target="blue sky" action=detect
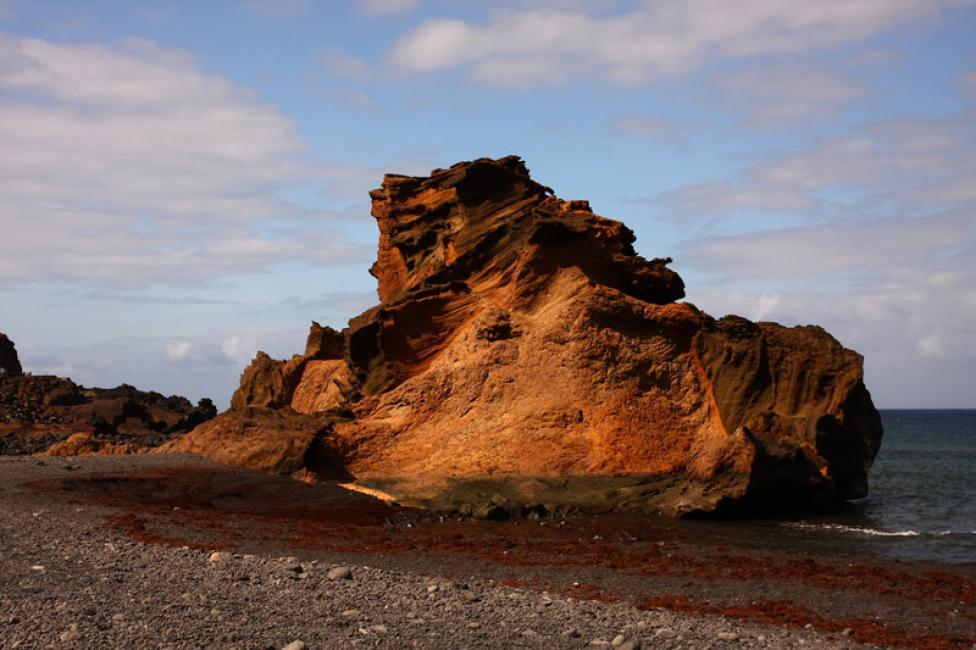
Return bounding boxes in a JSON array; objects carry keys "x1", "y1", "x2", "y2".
[{"x1": 1, "y1": 0, "x2": 974, "y2": 408}]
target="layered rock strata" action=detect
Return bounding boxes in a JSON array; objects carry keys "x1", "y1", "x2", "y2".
[{"x1": 170, "y1": 156, "x2": 883, "y2": 516}]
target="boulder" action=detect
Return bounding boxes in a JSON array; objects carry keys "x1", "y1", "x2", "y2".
[
  {"x1": 158, "y1": 407, "x2": 345, "y2": 479},
  {"x1": 42, "y1": 432, "x2": 143, "y2": 457},
  {"x1": 171, "y1": 156, "x2": 882, "y2": 516}
]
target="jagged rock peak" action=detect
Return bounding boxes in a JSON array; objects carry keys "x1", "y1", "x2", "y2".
[
  {"x1": 0, "y1": 332, "x2": 22, "y2": 377},
  {"x1": 305, "y1": 322, "x2": 344, "y2": 360},
  {"x1": 366, "y1": 155, "x2": 685, "y2": 306}
]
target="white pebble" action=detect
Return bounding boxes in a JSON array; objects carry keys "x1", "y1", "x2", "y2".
[{"x1": 327, "y1": 566, "x2": 352, "y2": 580}]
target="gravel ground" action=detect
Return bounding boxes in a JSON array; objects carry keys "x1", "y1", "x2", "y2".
[{"x1": 0, "y1": 455, "x2": 863, "y2": 649}]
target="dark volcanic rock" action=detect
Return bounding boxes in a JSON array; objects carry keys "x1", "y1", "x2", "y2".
[
  {"x1": 305, "y1": 321, "x2": 344, "y2": 360},
  {"x1": 171, "y1": 156, "x2": 882, "y2": 516},
  {"x1": 0, "y1": 332, "x2": 22, "y2": 377},
  {"x1": 0, "y1": 334, "x2": 217, "y2": 455}
]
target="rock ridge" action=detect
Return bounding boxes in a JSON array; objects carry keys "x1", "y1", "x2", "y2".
[{"x1": 0, "y1": 334, "x2": 217, "y2": 456}]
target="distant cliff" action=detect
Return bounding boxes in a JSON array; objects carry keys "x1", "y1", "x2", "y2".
[
  {"x1": 169, "y1": 156, "x2": 883, "y2": 517},
  {"x1": 0, "y1": 333, "x2": 216, "y2": 455}
]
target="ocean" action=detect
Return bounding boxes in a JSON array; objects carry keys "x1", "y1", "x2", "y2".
[{"x1": 702, "y1": 409, "x2": 976, "y2": 565}]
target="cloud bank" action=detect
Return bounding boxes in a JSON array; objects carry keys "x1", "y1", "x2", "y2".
[
  {"x1": 388, "y1": 1, "x2": 955, "y2": 86},
  {"x1": 0, "y1": 34, "x2": 367, "y2": 288}
]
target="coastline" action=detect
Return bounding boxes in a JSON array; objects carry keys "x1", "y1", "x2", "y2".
[{"x1": 2, "y1": 454, "x2": 974, "y2": 648}]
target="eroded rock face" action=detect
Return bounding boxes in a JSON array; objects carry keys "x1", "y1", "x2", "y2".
[
  {"x1": 172, "y1": 156, "x2": 882, "y2": 516},
  {"x1": 0, "y1": 336, "x2": 218, "y2": 455},
  {"x1": 229, "y1": 323, "x2": 349, "y2": 412}
]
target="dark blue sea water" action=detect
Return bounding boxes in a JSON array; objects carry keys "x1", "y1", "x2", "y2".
[
  {"x1": 683, "y1": 410, "x2": 976, "y2": 564},
  {"x1": 779, "y1": 409, "x2": 976, "y2": 564}
]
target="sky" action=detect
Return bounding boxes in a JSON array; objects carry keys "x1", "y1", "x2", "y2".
[{"x1": 0, "y1": 0, "x2": 974, "y2": 409}]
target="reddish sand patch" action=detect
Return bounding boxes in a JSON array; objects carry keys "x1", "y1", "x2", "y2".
[{"x1": 637, "y1": 595, "x2": 976, "y2": 650}]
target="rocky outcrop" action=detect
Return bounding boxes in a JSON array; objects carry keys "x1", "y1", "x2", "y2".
[
  {"x1": 0, "y1": 337, "x2": 218, "y2": 455},
  {"x1": 42, "y1": 432, "x2": 143, "y2": 457},
  {"x1": 170, "y1": 156, "x2": 882, "y2": 516},
  {"x1": 0, "y1": 332, "x2": 22, "y2": 377},
  {"x1": 158, "y1": 407, "x2": 346, "y2": 478},
  {"x1": 229, "y1": 323, "x2": 351, "y2": 413}
]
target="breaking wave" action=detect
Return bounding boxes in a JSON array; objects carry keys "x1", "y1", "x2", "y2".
[{"x1": 783, "y1": 522, "x2": 972, "y2": 538}]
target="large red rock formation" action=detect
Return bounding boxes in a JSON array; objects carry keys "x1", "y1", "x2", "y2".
[{"x1": 170, "y1": 156, "x2": 882, "y2": 516}]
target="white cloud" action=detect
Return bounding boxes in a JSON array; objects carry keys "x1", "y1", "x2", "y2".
[
  {"x1": 334, "y1": 90, "x2": 380, "y2": 111},
  {"x1": 221, "y1": 336, "x2": 251, "y2": 364},
  {"x1": 719, "y1": 66, "x2": 863, "y2": 125},
  {"x1": 388, "y1": 1, "x2": 949, "y2": 86},
  {"x1": 242, "y1": 0, "x2": 309, "y2": 19},
  {"x1": 321, "y1": 50, "x2": 373, "y2": 80},
  {"x1": 682, "y1": 210, "x2": 972, "y2": 280},
  {"x1": 0, "y1": 33, "x2": 370, "y2": 287},
  {"x1": 164, "y1": 340, "x2": 193, "y2": 362},
  {"x1": 656, "y1": 180, "x2": 814, "y2": 216},
  {"x1": 961, "y1": 70, "x2": 976, "y2": 93},
  {"x1": 608, "y1": 115, "x2": 686, "y2": 139},
  {"x1": 754, "y1": 293, "x2": 782, "y2": 321},
  {"x1": 917, "y1": 333, "x2": 943, "y2": 358},
  {"x1": 851, "y1": 49, "x2": 903, "y2": 66},
  {"x1": 358, "y1": 0, "x2": 421, "y2": 15},
  {"x1": 655, "y1": 111, "x2": 976, "y2": 217}
]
